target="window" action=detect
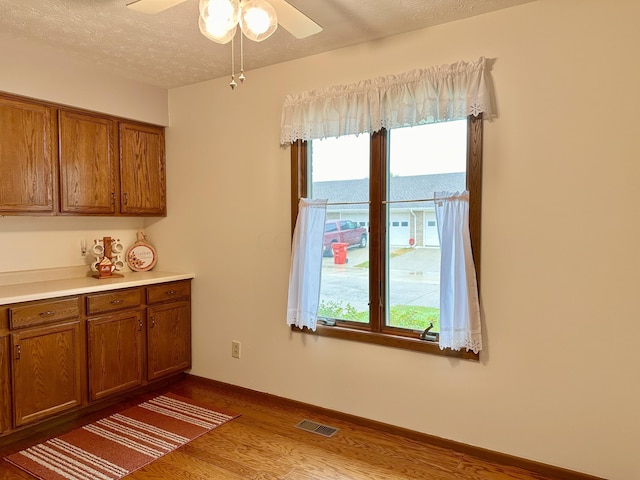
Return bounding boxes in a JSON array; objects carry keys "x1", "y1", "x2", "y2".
[
  {"x1": 291, "y1": 115, "x2": 483, "y2": 359},
  {"x1": 284, "y1": 58, "x2": 491, "y2": 355}
]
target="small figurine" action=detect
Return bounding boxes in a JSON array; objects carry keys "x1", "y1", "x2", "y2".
[
  {"x1": 92, "y1": 235, "x2": 125, "y2": 279},
  {"x1": 97, "y1": 256, "x2": 116, "y2": 277}
]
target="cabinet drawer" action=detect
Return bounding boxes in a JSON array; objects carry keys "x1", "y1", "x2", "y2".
[
  {"x1": 87, "y1": 288, "x2": 143, "y2": 315},
  {"x1": 147, "y1": 281, "x2": 191, "y2": 305},
  {"x1": 9, "y1": 297, "x2": 80, "y2": 330}
]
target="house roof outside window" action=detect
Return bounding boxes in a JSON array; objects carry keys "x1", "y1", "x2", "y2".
[{"x1": 311, "y1": 172, "x2": 466, "y2": 211}]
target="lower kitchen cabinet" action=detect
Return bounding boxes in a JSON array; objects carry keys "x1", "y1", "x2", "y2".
[
  {"x1": 11, "y1": 321, "x2": 82, "y2": 427},
  {"x1": 87, "y1": 310, "x2": 144, "y2": 401},
  {"x1": 0, "y1": 278, "x2": 191, "y2": 437},
  {"x1": 0, "y1": 334, "x2": 12, "y2": 434},
  {"x1": 147, "y1": 301, "x2": 191, "y2": 382}
]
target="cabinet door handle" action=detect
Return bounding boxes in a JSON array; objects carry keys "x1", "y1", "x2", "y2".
[
  {"x1": 39, "y1": 310, "x2": 56, "y2": 317},
  {"x1": 111, "y1": 192, "x2": 116, "y2": 204},
  {"x1": 150, "y1": 316, "x2": 155, "y2": 328},
  {"x1": 123, "y1": 192, "x2": 128, "y2": 205},
  {"x1": 110, "y1": 299, "x2": 124, "y2": 305},
  {"x1": 15, "y1": 345, "x2": 21, "y2": 360},
  {"x1": 138, "y1": 319, "x2": 143, "y2": 331}
]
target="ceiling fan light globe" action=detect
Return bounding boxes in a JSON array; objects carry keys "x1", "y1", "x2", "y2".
[
  {"x1": 199, "y1": 14, "x2": 237, "y2": 44},
  {"x1": 199, "y1": 0, "x2": 240, "y2": 23},
  {"x1": 240, "y1": 0, "x2": 277, "y2": 42},
  {"x1": 243, "y1": 8, "x2": 269, "y2": 34}
]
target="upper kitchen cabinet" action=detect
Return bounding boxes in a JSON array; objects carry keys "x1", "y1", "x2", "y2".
[
  {"x1": 0, "y1": 92, "x2": 167, "y2": 217},
  {"x1": 58, "y1": 110, "x2": 118, "y2": 215},
  {"x1": 0, "y1": 95, "x2": 55, "y2": 214},
  {"x1": 119, "y1": 122, "x2": 166, "y2": 216}
]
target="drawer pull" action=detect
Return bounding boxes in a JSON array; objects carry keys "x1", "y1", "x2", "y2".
[
  {"x1": 15, "y1": 345, "x2": 21, "y2": 360},
  {"x1": 39, "y1": 310, "x2": 56, "y2": 317},
  {"x1": 110, "y1": 299, "x2": 124, "y2": 305},
  {"x1": 166, "y1": 290, "x2": 176, "y2": 295}
]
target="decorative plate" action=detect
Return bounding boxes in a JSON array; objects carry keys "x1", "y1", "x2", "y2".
[{"x1": 126, "y1": 230, "x2": 157, "y2": 272}]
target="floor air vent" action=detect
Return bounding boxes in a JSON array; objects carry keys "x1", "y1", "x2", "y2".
[{"x1": 295, "y1": 419, "x2": 339, "y2": 437}]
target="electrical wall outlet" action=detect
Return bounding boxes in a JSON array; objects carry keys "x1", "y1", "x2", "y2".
[{"x1": 231, "y1": 340, "x2": 241, "y2": 359}]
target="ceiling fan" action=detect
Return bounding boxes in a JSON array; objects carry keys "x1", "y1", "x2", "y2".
[{"x1": 126, "y1": 0, "x2": 323, "y2": 39}]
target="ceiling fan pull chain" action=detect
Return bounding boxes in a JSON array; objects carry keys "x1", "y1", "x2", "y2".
[
  {"x1": 239, "y1": 32, "x2": 246, "y2": 84},
  {"x1": 229, "y1": 34, "x2": 237, "y2": 90}
]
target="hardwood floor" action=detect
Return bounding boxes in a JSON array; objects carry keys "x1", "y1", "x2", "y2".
[{"x1": 0, "y1": 376, "x2": 569, "y2": 479}]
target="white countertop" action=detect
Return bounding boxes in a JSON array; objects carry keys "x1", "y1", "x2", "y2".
[{"x1": 0, "y1": 269, "x2": 195, "y2": 305}]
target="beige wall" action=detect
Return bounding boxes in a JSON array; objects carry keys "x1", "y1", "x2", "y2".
[
  {"x1": 152, "y1": 1, "x2": 639, "y2": 479},
  {"x1": 0, "y1": 32, "x2": 168, "y2": 125},
  {"x1": 0, "y1": 216, "x2": 147, "y2": 273},
  {"x1": 1, "y1": 1, "x2": 638, "y2": 479},
  {"x1": 0, "y1": 31, "x2": 169, "y2": 273}
]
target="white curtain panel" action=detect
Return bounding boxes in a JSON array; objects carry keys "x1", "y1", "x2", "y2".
[
  {"x1": 434, "y1": 191, "x2": 482, "y2": 353},
  {"x1": 281, "y1": 57, "x2": 494, "y2": 144},
  {"x1": 287, "y1": 198, "x2": 328, "y2": 331}
]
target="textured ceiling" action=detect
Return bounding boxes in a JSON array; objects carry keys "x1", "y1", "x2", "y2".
[{"x1": 0, "y1": 0, "x2": 534, "y2": 89}]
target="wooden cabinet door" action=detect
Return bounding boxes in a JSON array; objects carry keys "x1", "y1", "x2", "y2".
[
  {"x1": 119, "y1": 122, "x2": 166, "y2": 216},
  {"x1": 58, "y1": 110, "x2": 117, "y2": 214},
  {"x1": 87, "y1": 311, "x2": 144, "y2": 401},
  {"x1": 0, "y1": 335, "x2": 12, "y2": 433},
  {"x1": 0, "y1": 95, "x2": 54, "y2": 214},
  {"x1": 147, "y1": 301, "x2": 191, "y2": 381},
  {"x1": 11, "y1": 321, "x2": 82, "y2": 427}
]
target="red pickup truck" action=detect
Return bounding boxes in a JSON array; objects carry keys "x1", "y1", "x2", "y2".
[{"x1": 323, "y1": 220, "x2": 368, "y2": 256}]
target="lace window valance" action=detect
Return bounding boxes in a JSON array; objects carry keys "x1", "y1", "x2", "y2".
[{"x1": 280, "y1": 57, "x2": 495, "y2": 145}]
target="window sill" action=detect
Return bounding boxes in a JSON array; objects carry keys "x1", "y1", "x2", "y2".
[{"x1": 291, "y1": 324, "x2": 479, "y2": 361}]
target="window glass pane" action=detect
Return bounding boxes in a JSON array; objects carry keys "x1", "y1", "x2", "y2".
[
  {"x1": 386, "y1": 120, "x2": 467, "y2": 333},
  {"x1": 309, "y1": 135, "x2": 370, "y2": 324}
]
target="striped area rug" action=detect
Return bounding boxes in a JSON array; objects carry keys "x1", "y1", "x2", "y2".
[{"x1": 4, "y1": 392, "x2": 238, "y2": 480}]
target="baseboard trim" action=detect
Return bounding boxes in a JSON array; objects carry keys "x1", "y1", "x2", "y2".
[{"x1": 186, "y1": 374, "x2": 606, "y2": 480}]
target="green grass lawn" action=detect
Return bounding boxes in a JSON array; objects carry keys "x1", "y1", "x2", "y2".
[{"x1": 318, "y1": 301, "x2": 440, "y2": 332}]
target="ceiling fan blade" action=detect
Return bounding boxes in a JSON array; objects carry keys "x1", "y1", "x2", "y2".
[
  {"x1": 269, "y1": 0, "x2": 323, "y2": 39},
  {"x1": 126, "y1": 0, "x2": 188, "y2": 14}
]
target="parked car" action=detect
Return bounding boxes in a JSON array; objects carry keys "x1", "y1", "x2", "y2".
[{"x1": 324, "y1": 220, "x2": 368, "y2": 256}]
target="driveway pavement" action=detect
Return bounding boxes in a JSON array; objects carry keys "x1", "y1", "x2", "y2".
[{"x1": 319, "y1": 246, "x2": 441, "y2": 311}]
